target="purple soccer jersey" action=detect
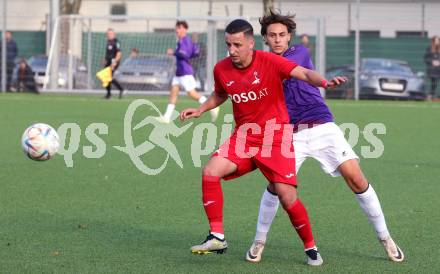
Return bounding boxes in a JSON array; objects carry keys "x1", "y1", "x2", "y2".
[
  {"x1": 282, "y1": 44, "x2": 334, "y2": 126},
  {"x1": 174, "y1": 35, "x2": 200, "y2": 76}
]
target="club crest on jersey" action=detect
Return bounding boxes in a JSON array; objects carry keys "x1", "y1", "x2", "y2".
[{"x1": 252, "y1": 71, "x2": 260, "y2": 85}]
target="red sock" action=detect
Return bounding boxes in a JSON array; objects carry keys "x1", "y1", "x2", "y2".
[
  {"x1": 286, "y1": 199, "x2": 316, "y2": 249},
  {"x1": 202, "y1": 175, "x2": 224, "y2": 234}
]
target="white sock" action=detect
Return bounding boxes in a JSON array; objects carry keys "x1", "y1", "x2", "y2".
[
  {"x1": 163, "y1": 103, "x2": 175, "y2": 120},
  {"x1": 355, "y1": 184, "x2": 390, "y2": 240},
  {"x1": 198, "y1": 96, "x2": 207, "y2": 104},
  {"x1": 211, "y1": 232, "x2": 224, "y2": 240},
  {"x1": 254, "y1": 189, "x2": 280, "y2": 243}
]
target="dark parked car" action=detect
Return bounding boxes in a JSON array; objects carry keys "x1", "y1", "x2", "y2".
[
  {"x1": 326, "y1": 58, "x2": 425, "y2": 100},
  {"x1": 325, "y1": 64, "x2": 355, "y2": 99},
  {"x1": 113, "y1": 54, "x2": 175, "y2": 91},
  {"x1": 28, "y1": 55, "x2": 89, "y2": 90}
]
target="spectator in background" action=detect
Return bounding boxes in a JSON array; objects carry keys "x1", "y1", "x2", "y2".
[
  {"x1": 0, "y1": 31, "x2": 18, "y2": 91},
  {"x1": 300, "y1": 34, "x2": 313, "y2": 57},
  {"x1": 10, "y1": 59, "x2": 37, "y2": 93},
  {"x1": 424, "y1": 36, "x2": 440, "y2": 100},
  {"x1": 130, "y1": 47, "x2": 139, "y2": 58},
  {"x1": 103, "y1": 28, "x2": 124, "y2": 99}
]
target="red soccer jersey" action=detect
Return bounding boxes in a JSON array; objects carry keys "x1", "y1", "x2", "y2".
[{"x1": 214, "y1": 50, "x2": 297, "y2": 128}]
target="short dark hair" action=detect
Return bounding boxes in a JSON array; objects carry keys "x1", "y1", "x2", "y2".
[
  {"x1": 176, "y1": 20, "x2": 188, "y2": 29},
  {"x1": 259, "y1": 9, "x2": 296, "y2": 37},
  {"x1": 225, "y1": 19, "x2": 254, "y2": 37}
]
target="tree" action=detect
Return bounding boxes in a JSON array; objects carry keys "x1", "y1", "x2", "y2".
[
  {"x1": 58, "y1": 0, "x2": 82, "y2": 54},
  {"x1": 60, "y1": 0, "x2": 82, "y2": 14},
  {"x1": 263, "y1": 0, "x2": 274, "y2": 15}
]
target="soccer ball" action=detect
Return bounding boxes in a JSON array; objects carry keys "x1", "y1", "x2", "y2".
[{"x1": 21, "y1": 123, "x2": 60, "y2": 161}]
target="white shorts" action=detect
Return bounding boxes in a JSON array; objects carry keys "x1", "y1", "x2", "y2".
[
  {"x1": 171, "y1": 75, "x2": 197, "y2": 92},
  {"x1": 294, "y1": 122, "x2": 358, "y2": 177}
]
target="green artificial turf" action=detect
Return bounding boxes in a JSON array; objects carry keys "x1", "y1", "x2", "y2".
[{"x1": 0, "y1": 93, "x2": 439, "y2": 273}]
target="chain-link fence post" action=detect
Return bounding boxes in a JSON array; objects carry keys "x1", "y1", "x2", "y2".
[
  {"x1": 206, "y1": 19, "x2": 217, "y2": 94},
  {"x1": 354, "y1": 0, "x2": 360, "y2": 101},
  {"x1": 1, "y1": 0, "x2": 7, "y2": 93},
  {"x1": 316, "y1": 17, "x2": 326, "y2": 97}
]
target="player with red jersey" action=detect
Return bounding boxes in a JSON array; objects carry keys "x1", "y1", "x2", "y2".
[{"x1": 180, "y1": 19, "x2": 346, "y2": 265}]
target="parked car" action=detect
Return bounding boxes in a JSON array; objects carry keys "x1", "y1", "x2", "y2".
[
  {"x1": 325, "y1": 58, "x2": 425, "y2": 100},
  {"x1": 28, "y1": 55, "x2": 89, "y2": 90},
  {"x1": 113, "y1": 54, "x2": 175, "y2": 91},
  {"x1": 325, "y1": 64, "x2": 355, "y2": 99}
]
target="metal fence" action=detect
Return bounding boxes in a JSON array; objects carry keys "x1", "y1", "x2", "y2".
[
  {"x1": 1, "y1": 1, "x2": 439, "y2": 99},
  {"x1": 42, "y1": 15, "x2": 323, "y2": 95}
]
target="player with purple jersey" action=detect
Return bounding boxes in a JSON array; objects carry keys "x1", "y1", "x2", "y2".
[
  {"x1": 245, "y1": 10, "x2": 404, "y2": 264},
  {"x1": 174, "y1": 29, "x2": 199, "y2": 77},
  {"x1": 159, "y1": 20, "x2": 219, "y2": 124},
  {"x1": 282, "y1": 44, "x2": 333, "y2": 127}
]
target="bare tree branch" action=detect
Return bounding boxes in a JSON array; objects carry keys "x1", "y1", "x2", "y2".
[
  {"x1": 263, "y1": 0, "x2": 274, "y2": 15},
  {"x1": 60, "y1": 0, "x2": 82, "y2": 15}
]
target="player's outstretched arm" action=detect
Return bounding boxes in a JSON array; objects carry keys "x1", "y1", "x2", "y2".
[
  {"x1": 290, "y1": 66, "x2": 347, "y2": 89},
  {"x1": 180, "y1": 92, "x2": 227, "y2": 121}
]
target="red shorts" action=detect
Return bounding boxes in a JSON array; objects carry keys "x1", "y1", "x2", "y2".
[{"x1": 212, "y1": 129, "x2": 296, "y2": 186}]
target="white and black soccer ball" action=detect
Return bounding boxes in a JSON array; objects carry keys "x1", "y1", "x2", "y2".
[{"x1": 21, "y1": 123, "x2": 60, "y2": 161}]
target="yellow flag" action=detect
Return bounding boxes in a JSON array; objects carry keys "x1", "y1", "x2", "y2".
[{"x1": 96, "y1": 66, "x2": 112, "y2": 87}]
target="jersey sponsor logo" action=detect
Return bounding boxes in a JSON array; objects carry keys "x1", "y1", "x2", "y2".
[
  {"x1": 252, "y1": 71, "x2": 261, "y2": 85},
  {"x1": 228, "y1": 88, "x2": 269, "y2": 104}
]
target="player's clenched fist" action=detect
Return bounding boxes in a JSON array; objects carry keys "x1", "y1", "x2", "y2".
[{"x1": 180, "y1": 108, "x2": 202, "y2": 121}]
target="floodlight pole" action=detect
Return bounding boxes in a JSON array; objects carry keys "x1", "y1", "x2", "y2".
[
  {"x1": 354, "y1": 0, "x2": 360, "y2": 100},
  {"x1": 1, "y1": 0, "x2": 7, "y2": 93}
]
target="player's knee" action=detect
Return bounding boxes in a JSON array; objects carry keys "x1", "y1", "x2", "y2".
[
  {"x1": 342, "y1": 167, "x2": 368, "y2": 192},
  {"x1": 275, "y1": 186, "x2": 297, "y2": 209},
  {"x1": 186, "y1": 90, "x2": 199, "y2": 100},
  {"x1": 202, "y1": 166, "x2": 216, "y2": 177},
  {"x1": 347, "y1": 175, "x2": 368, "y2": 193},
  {"x1": 202, "y1": 164, "x2": 225, "y2": 177},
  {"x1": 279, "y1": 196, "x2": 297, "y2": 210}
]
